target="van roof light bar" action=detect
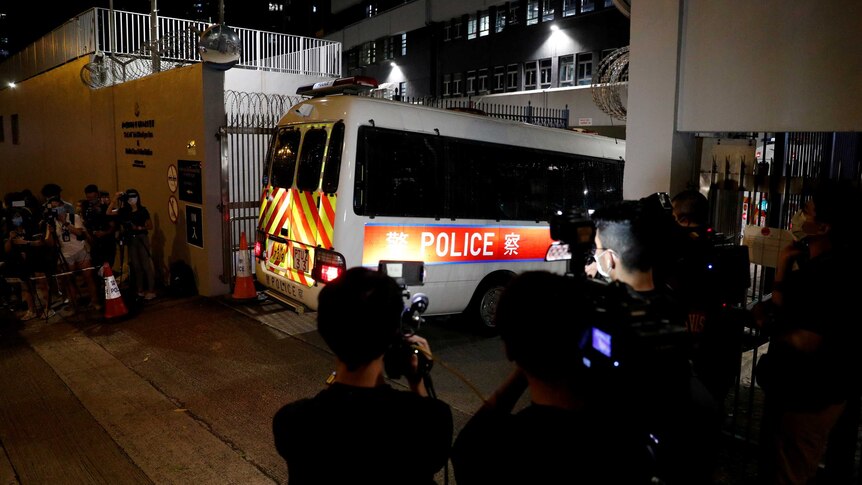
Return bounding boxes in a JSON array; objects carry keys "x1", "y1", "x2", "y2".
[{"x1": 296, "y1": 76, "x2": 379, "y2": 97}]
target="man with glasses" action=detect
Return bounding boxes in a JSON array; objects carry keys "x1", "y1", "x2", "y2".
[{"x1": 590, "y1": 199, "x2": 722, "y2": 485}]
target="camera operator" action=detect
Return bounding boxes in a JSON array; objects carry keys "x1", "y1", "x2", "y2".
[
  {"x1": 3, "y1": 205, "x2": 52, "y2": 320},
  {"x1": 109, "y1": 189, "x2": 156, "y2": 300},
  {"x1": 591, "y1": 199, "x2": 722, "y2": 485},
  {"x1": 44, "y1": 195, "x2": 99, "y2": 311},
  {"x1": 452, "y1": 271, "x2": 657, "y2": 485},
  {"x1": 83, "y1": 185, "x2": 117, "y2": 272},
  {"x1": 272, "y1": 267, "x2": 452, "y2": 485}
]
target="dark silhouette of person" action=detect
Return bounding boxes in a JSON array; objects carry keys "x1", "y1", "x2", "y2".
[{"x1": 272, "y1": 267, "x2": 452, "y2": 485}]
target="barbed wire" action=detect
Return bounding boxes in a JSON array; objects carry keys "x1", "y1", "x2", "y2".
[
  {"x1": 80, "y1": 28, "x2": 199, "y2": 89},
  {"x1": 591, "y1": 46, "x2": 629, "y2": 121}
]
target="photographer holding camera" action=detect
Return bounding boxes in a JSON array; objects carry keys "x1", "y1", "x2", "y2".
[
  {"x1": 272, "y1": 267, "x2": 452, "y2": 485},
  {"x1": 44, "y1": 194, "x2": 99, "y2": 312},
  {"x1": 2, "y1": 205, "x2": 52, "y2": 320},
  {"x1": 109, "y1": 188, "x2": 156, "y2": 300},
  {"x1": 83, "y1": 185, "x2": 117, "y2": 272},
  {"x1": 452, "y1": 271, "x2": 657, "y2": 485}
]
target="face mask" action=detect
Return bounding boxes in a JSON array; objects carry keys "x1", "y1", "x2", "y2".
[
  {"x1": 12, "y1": 216, "x2": 23, "y2": 226},
  {"x1": 790, "y1": 210, "x2": 807, "y2": 241},
  {"x1": 128, "y1": 197, "x2": 139, "y2": 204},
  {"x1": 595, "y1": 250, "x2": 612, "y2": 279}
]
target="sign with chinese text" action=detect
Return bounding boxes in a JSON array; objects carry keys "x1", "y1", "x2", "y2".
[{"x1": 362, "y1": 224, "x2": 553, "y2": 266}]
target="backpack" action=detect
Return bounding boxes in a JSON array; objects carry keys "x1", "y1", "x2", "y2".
[{"x1": 168, "y1": 260, "x2": 197, "y2": 297}]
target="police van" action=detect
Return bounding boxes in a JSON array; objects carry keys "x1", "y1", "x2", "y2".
[{"x1": 255, "y1": 77, "x2": 625, "y2": 328}]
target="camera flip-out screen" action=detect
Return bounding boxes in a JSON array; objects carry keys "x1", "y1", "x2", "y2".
[{"x1": 378, "y1": 260, "x2": 425, "y2": 286}]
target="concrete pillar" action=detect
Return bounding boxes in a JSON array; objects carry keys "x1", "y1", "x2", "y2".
[{"x1": 624, "y1": 0, "x2": 696, "y2": 200}]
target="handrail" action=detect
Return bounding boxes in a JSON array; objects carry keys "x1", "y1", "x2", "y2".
[{"x1": 0, "y1": 7, "x2": 341, "y2": 87}]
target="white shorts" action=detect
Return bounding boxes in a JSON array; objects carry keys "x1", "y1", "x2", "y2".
[{"x1": 62, "y1": 247, "x2": 91, "y2": 267}]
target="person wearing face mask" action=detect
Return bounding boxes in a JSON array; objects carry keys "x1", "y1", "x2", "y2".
[
  {"x1": 753, "y1": 180, "x2": 862, "y2": 485},
  {"x1": 44, "y1": 195, "x2": 100, "y2": 312},
  {"x1": 590, "y1": 200, "x2": 722, "y2": 485},
  {"x1": 3, "y1": 206, "x2": 52, "y2": 320},
  {"x1": 110, "y1": 189, "x2": 156, "y2": 300}
]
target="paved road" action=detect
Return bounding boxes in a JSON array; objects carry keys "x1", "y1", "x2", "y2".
[{"x1": 0, "y1": 294, "x2": 516, "y2": 484}]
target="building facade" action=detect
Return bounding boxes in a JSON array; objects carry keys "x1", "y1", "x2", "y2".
[{"x1": 325, "y1": 0, "x2": 629, "y2": 100}]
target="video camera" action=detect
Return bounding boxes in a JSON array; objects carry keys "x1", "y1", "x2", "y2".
[
  {"x1": 546, "y1": 204, "x2": 688, "y2": 374},
  {"x1": 378, "y1": 261, "x2": 433, "y2": 382}
]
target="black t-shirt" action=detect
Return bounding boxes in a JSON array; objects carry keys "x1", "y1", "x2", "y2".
[
  {"x1": 765, "y1": 250, "x2": 862, "y2": 409},
  {"x1": 119, "y1": 206, "x2": 151, "y2": 236},
  {"x1": 272, "y1": 383, "x2": 453, "y2": 485},
  {"x1": 452, "y1": 403, "x2": 657, "y2": 485}
]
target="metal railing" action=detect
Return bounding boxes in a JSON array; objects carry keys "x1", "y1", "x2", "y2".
[
  {"x1": 0, "y1": 7, "x2": 341, "y2": 86},
  {"x1": 392, "y1": 95, "x2": 570, "y2": 129}
]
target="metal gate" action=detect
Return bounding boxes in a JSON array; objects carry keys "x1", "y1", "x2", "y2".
[{"x1": 219, "y1": 90, "x2": 303, "y2": 289}]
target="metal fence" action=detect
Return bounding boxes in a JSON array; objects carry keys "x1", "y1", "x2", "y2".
[
  {"x1": 709, "y1": 131, "x2": 862, "y2": 479},
  {"x1": 0, "y1": 7, "x2": 341, "y2": 87},
  {"x1": 393, "y1": 96, "x2": 570, "y2": 129}
]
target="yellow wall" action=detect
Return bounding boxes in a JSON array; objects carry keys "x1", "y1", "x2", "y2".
[{"x1": 0, "y1": 57, "x2": 229, "y2": 296}]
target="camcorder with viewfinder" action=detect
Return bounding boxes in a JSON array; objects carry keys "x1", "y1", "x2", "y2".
[
  {"x1": 378, "y1": 261, "x2": 433, "y2": 382},
  {"x1": 546, "y1": 206, "x2": 688, "y2": 376}
]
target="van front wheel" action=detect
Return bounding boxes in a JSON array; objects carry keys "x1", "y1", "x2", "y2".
[{"x1": 477, "y1": 284, "x2": 505, "y2": 329}]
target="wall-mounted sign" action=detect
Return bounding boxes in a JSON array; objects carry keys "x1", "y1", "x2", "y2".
[
  {"x1": 167, "y1": 164, "x2": 178, "y2": 193},
  {"x1": 121, "y1": 118, "x2": 155, "y2": 156},
  {"x1": 578, "y1": 118, "x2": 593, "y2": 126},
  {"x1": 168, "y1": 196, "x2": 179, "y2": 224},
  {"x1": 178, "y1": 160, "x2": 202, "y2": 204},
  {"x1": 186, "y1": 205, "x2": 203, "y2": 248}
]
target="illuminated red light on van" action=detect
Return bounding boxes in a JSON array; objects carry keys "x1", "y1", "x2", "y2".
[
  {"x1": 254, "y1": 241, "x2": 262, "y2": 258},
  {"x1": 312, "y1": 249, "x2": 346, "y2": 284},
  {"x1": 319, "y1": 265, "x2": 343, "y2": 283}
]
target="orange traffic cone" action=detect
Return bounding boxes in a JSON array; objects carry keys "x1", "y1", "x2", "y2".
[
  {"x1": 232, "y1": 232, "x2": 257, "y2": 300},
  {"x1": 103, "y1": 263, "x2": 129, "y2": 319}
]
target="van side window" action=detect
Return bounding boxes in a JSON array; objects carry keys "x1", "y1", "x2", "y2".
[
  {"x1": 297, "y1": 127, "x2": 328, "y2": 191},
  {"x1": 321, "y1": 122, "x2": 345, "y2": 194},
  {"x1": 271, "y1": 128, "x2": 301, "y2": 188},
  {"x1": 357, "y1": 126, "x2": 441, "y2": 217}
]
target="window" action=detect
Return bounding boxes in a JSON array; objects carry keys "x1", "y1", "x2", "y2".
[
  {"x1": 479, "y1": 11, "x2": 490, "y2": 37},
  {"x1": 495, "y1": 9, "x2": 506, "y2": 33},
  {"x1": 524, "y1": 61, "x2": 537, "y2": 90},
  {"x1": 11, "y1": 114, "x2": 18, "y2": 145},
  {"x1": 580, "y1": 0, "x2": 595, "y2": 13},
  {"x1": 360, "y1": 41, "x2": 376, "y2": 66},
  {"x1": 401, "y1": 33, "x2": 407, "y2": 56},
  {"x1": 270, "y1": 128, "x2": 301, "y2": 188},
  {"x1": 321, "y1": 123, "x2": 345, "y2": 194},
  {"x1": 493, "y1": 66, "x2": 505, "y2": 92},
  {"x1": 576, "y1": 52, "x2": 593, "y2": 85},
  {"x1": 383, "y1": 37, "x2": 395, "y2": 60},
  {"x1": 601, "y1": 48, "x2": 615, "y2": 61},
  {"x1": 542, "y1": 0, "x2": 555, "y2": 21},
  {"x1": 539, "y1": 59, "x2": 552, "y2": 88},
  {"x1": 604, "y1": 0, "x2": 614, "y2": 7},
  {"x1": 467, "y1": 70, "x2": 477, "y2": 94},
  {"x1": 443, "y1": 74, "x2": 452, "y2": 96},
  {"x1": 506, "y1": 64, "x2": 519, "y2": 91},
  {"x1": 297, "y1": 128, "x2": 328, "y2": 192},
  {"x1": 478, "y1": 69, "x2": 489, "y2": 92},
  {"x1": 563, "y1": 0, "x2": 577, "y2": 16},
  {"x1": 559, "y1": 55, "x2": 574, "y2": 87},
  {"x1": 354, "y1": 126, "x2": 624, "y2": 220},
  {"x1": 454, "y1": 19, "x2": 463, "y2": 39},
  {"x1": 347, "y1": 50, "x2": 359, "y2": 70},
  {"x1": 399, "y1": 81, "x2": 407, "y2": 98},
  {"x1": 527, "y1": 0, "x2": 539, "y2": 25},
  {"x1": 365, "y1": 3, "x2": 377, "y2": 17},
  {"x1": 508, "y1": 1, "x2": 520, "y2": 25},
  {"x1": 453, "y1": 72, "x2": 463, "y2": 95},
  {"x1": 443, "y1": 22, "x2": 452, "y2": 41},
  {"x1": 467, "y1": 15, "x2": 477, "y2": 40}
]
